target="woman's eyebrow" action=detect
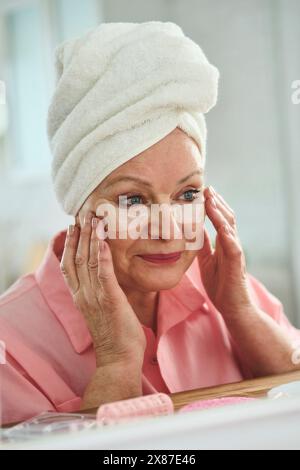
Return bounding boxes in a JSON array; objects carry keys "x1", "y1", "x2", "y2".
[
  {"x1": 104, "y1": 170, "x2": 203, "y2": 189},
  {"x1": 177, "y1": 169, "x2": 203, "y2": 185}
]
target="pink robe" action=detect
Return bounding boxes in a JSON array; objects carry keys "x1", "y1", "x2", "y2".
[{"x1": 0, "y1": 230, "x2": 299, "y2": 425}]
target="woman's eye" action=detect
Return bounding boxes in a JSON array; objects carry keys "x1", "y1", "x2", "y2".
[
  {"x1": 179, "y1": 189, "x2": 202, "y2": 202},
  {"x1": 119, "y1": 195, "x2": 144, "y2": 207},
  {"x1": 118, "y1": 190, "x2": 202, "y2": 207}
]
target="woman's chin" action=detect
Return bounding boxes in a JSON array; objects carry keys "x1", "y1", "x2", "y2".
[
  {"x1": 133, "y1": 258, "x2": 185, "y2": 290},
  {"x1": 138, "y1": 276, "x2": 181, "y2": 292}
]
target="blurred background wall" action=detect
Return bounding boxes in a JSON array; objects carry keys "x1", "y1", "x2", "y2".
[{"x1": 0, "y1": 0, "x2": 299, "y2": 324}]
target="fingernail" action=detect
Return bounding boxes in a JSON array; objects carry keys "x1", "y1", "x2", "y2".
[
  {"x1": 84, "y1": 212, "x2": 93, "y2": 225},
  {"x1": 92, "y1": 217, "x2": 98, "y2": 229},
  {"x1": 68, "y1": 224, "x2": 74, "y2": 236},
  {"x1": 96, "y1": 219, "x2": 106, "y2": 240},
  {"x1": 210, "y1": 197, "x2": 217, "y2": 208},
  {"x1": 223, "y1": 224, "x2": 230, "y2": 234},
  {"x1": 209, "y1": 186, "x2": 216, "y2": 195}
]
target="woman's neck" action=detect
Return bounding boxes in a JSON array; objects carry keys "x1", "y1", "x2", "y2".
[{"x1": 123, "y1": 288, "x2": 159, "y2": 335}]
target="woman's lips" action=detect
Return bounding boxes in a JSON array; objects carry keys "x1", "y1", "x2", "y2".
[{"x1": 138, "y1": 252, "x2": 182, "y2": 264}]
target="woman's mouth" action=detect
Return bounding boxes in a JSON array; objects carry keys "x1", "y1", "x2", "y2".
[{"x1": 138, "y1": 252, "x2": 183, "y2": 264}]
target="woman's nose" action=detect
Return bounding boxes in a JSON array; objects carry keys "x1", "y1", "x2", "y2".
[{"x1": 147, "y1": 204, "x2": 182, "y2": 241}]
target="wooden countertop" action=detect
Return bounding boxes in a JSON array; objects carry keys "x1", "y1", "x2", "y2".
[
  {"x1": 2, "y1": 370, "x2": 300, "y2": 428},
  {"x1": 84, "y1": 369, "x2": 300, "y2": 414}
]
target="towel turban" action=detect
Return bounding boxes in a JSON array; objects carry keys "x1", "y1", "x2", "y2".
[{"x1": 47, "y1": 21, "x2": 219, "y2": 216}]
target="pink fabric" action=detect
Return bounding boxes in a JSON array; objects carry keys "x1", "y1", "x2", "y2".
[{"x1": 0, "y1": 230, "x2": 299, "y2": 425}]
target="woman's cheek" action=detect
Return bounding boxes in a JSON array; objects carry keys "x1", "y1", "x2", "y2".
[
  {"x1": 107, "y1": 239, "x2": 133, "y2": 281},
  {"x1": 100, "y1": 205, "x2": 149, "y2": 240},
  {"x1": 96, "y1": 200, "x2": 133, "y2": 239},
  {"x1": 179, "y1": 202, "x2": 205, "y2": 251}
]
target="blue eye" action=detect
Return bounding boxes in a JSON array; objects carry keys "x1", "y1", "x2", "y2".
[
  {"x1": 118, "y1": 190, "x2": 202, "y2": 207},
  {"x1": 129, "y1": 195, "x2": 143, "y2": 205},
  {"x1": 119, "y1": 195, "x2": 144, "y2": 207},
  {"x1": 180, "y1": 189, "x2": 201, "y2": 201}
]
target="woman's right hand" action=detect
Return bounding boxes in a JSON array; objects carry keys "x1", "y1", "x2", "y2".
[{"x1": 60, "y1": 212, "x2": 146, "y2": 368}]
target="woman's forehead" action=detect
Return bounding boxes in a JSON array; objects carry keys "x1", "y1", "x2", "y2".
[
  {"x1": 101, "y1": 130, "x2": 204, "y2": 188},
  {"x1": 101, "y1": 158, "x2": 204, "y2": 194}
]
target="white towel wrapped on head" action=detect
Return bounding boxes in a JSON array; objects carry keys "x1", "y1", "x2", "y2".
[{"x1": 47, "y1": 21, "x2": 219, "y2": 216}]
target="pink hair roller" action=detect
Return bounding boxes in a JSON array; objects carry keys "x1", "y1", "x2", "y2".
[
  {"x1": 179, "y1": 396, "x2": 256, "y2": 413},
  {"x1": 96, "y1": 393, "x2": 174, "y2": 425}
]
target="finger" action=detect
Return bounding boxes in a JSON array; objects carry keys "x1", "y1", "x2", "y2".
[
  {"x1": 88, "y1": 217, "x2": 100, "y2": 291},
  {"x1": 97, "y1": 239, "x2": 123, "y2": 304},
  {"x1": 213, "y1": 192, "x2": 244, "y2": 248},
  {"x1": 198, "y1": 228, "x2": 213, "y2": 257},
  {"x1": 205, "y1": 186, "x2": 236, "y2": 225},
  {"x1": 213, "y1": 194, "x2": 237, "y2": 230},
  {"x1": 96, "y1": 216, "x2": 106, "y2": 241},
  {"x1": 206, "y1": 188, "x2": 242, "y2": 244},
  {"x1": 209, "y1": 187, "x2": 237, "y2": 230},
  {"x1": 217, "y1": 193, "x2": 234, "y2": 214},
  {"x1": 205, "y1": 195, "x2": 235, "y2": 235},
  {"x1": 207, "y1": 186, "x2": 235, "y2": 215},
  {"x1": 75, "y1": 211, "x2": 94, "y2": 288},
  {"x1": 217, "y1": 223, "x2": 244, "y2": 259},
  {"x1": 60, "y1": 224, "x2": 80, "y2": 294}
]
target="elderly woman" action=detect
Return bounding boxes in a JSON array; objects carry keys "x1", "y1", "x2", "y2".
[{"x1": 1, "y1": 21, "x2": 300, "y2": 425}]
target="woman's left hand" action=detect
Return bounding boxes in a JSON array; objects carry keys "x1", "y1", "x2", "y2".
[{"x1": 197, "y1": 186, "x2": 254, "y2": 317}]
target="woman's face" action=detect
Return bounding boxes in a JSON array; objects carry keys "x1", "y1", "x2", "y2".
[{"x1": 76, "y1": 128, "x2": 205, "y2": 293}]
